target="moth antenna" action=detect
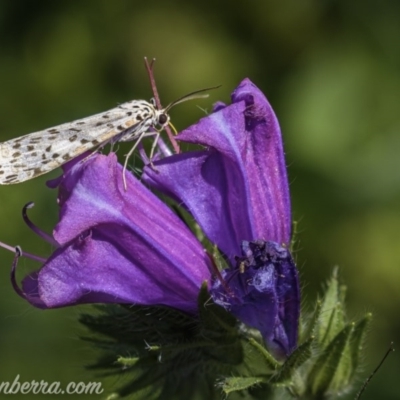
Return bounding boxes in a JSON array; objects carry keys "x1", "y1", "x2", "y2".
[{"x1": 163, "y1": 85, "x2": 221, "y2": 112}]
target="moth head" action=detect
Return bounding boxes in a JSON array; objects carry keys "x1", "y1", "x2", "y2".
[{"x1": 157, "y1": 112, "x2": 170, "y2": 127}]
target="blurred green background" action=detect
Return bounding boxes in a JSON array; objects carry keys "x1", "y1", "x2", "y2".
[{"x1": 0, "y1": 0, "x2": 399, "y2": 398}]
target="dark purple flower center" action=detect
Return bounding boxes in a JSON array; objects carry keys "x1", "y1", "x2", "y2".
[{"x1": 211, "y1": 240, "x2": 300, "y2": 359}]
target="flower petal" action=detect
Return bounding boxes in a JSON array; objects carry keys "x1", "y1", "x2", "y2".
[
  {"x1": 143, "y1": 78, "x2": 291, "y2": 260},
  {"x1": 210, "y1": 240, "x2": 300, "y2": 359},
  {"x1": 22, "y1": 154, "x2": 211, "y2": 312}
]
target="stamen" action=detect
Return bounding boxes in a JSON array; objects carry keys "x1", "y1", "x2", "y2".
[
  {"x1": 0, "y1": 240, "x2": 46, "y2": 263},
  {"x1": 138, "y1": 136, "x2": 171, "y2": 165},
  {"x1": 156, "y1": 136, "x2": 173, "y2": 157},
  {"x1": 10, "y1": 246, "x2": 25, "y2": 299},
  {"x1": 144, "y1": 57, "x2": 161, "y2": 109},
  {"x1": 144, "y1": 57, "x2": 180, "y2": 154},
  {"x1": 22, "y1": 202, "x2": 58, "y2": 247},
  {"x1": 138, "y1": 142, "x2": 149, "y2": 164},
  {"x1": 0, "y1": 240, "x2": 17, "y2": 253},
  {"x1": 11, "y1": 246, "x2": 45, "y2": 308}
]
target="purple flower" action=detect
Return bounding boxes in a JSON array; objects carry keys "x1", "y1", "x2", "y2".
[
  {"x1": 16, "y1": 153, "x2": 212, "y2": 314},
  {"x1": 143, "y1": 78, "x2": 300, "y2": 358},
  {"x1": 9, "y1": 78, "x2": 299, "y2": 360}
]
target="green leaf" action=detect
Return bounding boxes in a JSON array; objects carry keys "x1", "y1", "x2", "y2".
[
  {"x1": 80, "y1": 301, "x2": 244, "y2": 399},
  {"x1": 290, "y1": 220, "x2": 300, "y2": 253},
  {"x1": 273, "y1": 336, "x2": 314, "y2": 384},
  {"x1": 317, "y1": 267, "x2": 346, "y2": 348},
  {"x1": 307, "y1": 323, "x2": 353, "y2": 397},
  {"x1": 117, "y1": 356, "x2": 140, "y2": 367},
  {"x1": 105, "y1": 394, "x2": 120, "y2": 400},
  {"x1": 349, "y1": 313, "x2": 372, "y2": 378},
  {"x1": 221, "y1": 376, "x2": 267, "y2": 394},
  {"x1": 246, "y1": 337, "x2": 280, "y2": 371},
  {"x1": 300, "y1": 299, "x2": 322, "y2": 342},
  {"x1": 328, "y1": 313, "x2": 372, "y2": 392},
  {"x1": 328, "y1": 323, "x2": 355, "y2": 393}
]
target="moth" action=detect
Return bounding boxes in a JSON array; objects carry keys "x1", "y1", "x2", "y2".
[{"x1": 0, "y1": 87, "x2": 217, "y2": 188}]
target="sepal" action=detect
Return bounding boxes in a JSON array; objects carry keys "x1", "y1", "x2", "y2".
[
  {"x1": 79, "y1": 286, "x2": 245, "y2": 399},
  {"x1": 300, "y1": 268, "x2": 372, "y2": 398},
  {"x1": 79, "y1": 270, "x2": 371, "y2": 400}
]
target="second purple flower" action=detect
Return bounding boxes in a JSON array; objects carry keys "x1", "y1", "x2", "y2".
[{"x1": 143, "y1": 78, "x2": 300, "y2": 359}]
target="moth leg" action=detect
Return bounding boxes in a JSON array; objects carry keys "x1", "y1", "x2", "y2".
[
  {"x1": 122, "y1": 130, "x2": 149, "y2": 191},
  {"x1": 148, "y1": 130, "x2": 161, "y2": 171}
]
